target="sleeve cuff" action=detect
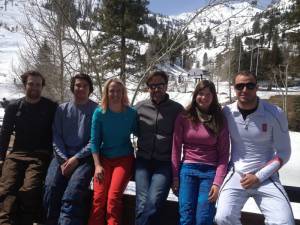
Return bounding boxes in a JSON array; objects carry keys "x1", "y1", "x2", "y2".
[
  {"x1": 0, "y1": 151, "x2": 6, "y2": 161},
  {"x1": 213, "y1": 176, "x2": 224, "y2": 187}
]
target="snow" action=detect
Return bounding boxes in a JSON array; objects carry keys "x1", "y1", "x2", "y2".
[
  {"x1": 177, "y1": 2, "x2": 262, "y2": 40},
  {"x1": 0, "y1": 83, "x2": 24, "y2": 100},
  {"x1": 0, "y1": 0, "x2": 299, "y2": 220},
  {"x1": 168, "y1": 2, "x2": 264, "y2": 66},
  {"x1": 0, "y1": 0, "x2": 27, "y2": 77},
  {"x1": 273, "y1": 0, "x2": 294, "y2": 11}
]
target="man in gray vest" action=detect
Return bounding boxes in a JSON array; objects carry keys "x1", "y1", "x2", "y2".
[{"x1": 135, "y1": 70, "x2": 183, "y2": 225}]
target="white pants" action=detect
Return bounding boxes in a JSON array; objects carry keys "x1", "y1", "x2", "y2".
[{"x1": 215, "y1": 170, "x2": 295, "y2": 225}]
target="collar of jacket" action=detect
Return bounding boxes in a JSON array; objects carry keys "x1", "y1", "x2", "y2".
[{"x1": 151, "y1": 93, "x2": 170, "y2": 106}]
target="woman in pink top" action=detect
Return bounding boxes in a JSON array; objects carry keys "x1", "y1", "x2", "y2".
[{"x1": 172, "y1": 80, "x2": 229, "y2": 225}]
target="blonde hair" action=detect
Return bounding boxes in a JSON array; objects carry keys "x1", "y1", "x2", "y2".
[{"x1": 101, "y1": 78, "x2": 129, "y2": 112}]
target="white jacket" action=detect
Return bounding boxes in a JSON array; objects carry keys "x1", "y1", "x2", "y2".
[{"x1": 223, "y1": 98, "x2": 291, "y2": 182}]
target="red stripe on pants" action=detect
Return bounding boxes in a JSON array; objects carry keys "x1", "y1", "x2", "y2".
[{"x1": 88, "y1": 155, "x2": 134, "y2": 225}]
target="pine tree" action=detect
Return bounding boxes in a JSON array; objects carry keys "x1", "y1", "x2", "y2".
[
  {"x1": 252, "y1": 18, "x2": 260, "y2": 34},
  {"x1": 35, "y1": 40, "x2": 61, "y2": 101},
  {"x1": 169, "y1": 31, "x2": 189, "y2": 65},
  {"x1": 270, "y1": 42, "x2": 283, "y2": 66},
  {"x1": 286, "y1": 0, "x2": 300, "y2": 25},
  {"x1": 264, "y1": 9, "x2": 281, "y2": 48},
  {"x1": 230, "y1": 36, "x2": 241, "y2": 74},
  {"x1": 204, "y1": 27, "x2": 213, "y2": 48},
  {"x1": 146, "y1": 32, "x2": 162, "y2": 65},
  {"x1": 229, "y1": 36, "x2": 250, "y2": 74},
  {"x1": 283, "y1": 0, "x2": 300, "y2": 46},
  {"x1": 215, "y1": 53, "x2": 227, "y2": 80},
  {"x1": 259, "y1": 43, "x2": 283, "y2": 82},
  {"x1": 212, "y1": 37, "x2": 217, "y2": 48},
  {"x1": 94, "y1": 0, "x2": 149, "y2": 83},
  {"x1": 203, "y1": 52, "x2": 208, "y2": 67},
  {"x1": 44, "y1": 0, "x2": 79, "y2": 28},
  {"x1": 195, "y1": 29, "x2": 203, "y2": 45},
  {"x1": 182, "y1": 52, "x2": 193, "y2": 70}
]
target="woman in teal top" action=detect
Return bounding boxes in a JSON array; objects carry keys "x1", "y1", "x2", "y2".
[{"x1": 88, "y1": 78, "x2": 137, "y2": 225}]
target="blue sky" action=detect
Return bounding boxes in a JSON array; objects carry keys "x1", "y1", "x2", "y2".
[{"x1": 148, "y1": 0, "x2": 272, "y2": 15}]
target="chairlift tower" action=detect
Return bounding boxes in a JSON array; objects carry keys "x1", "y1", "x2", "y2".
[{"x1": 227, "y1": 20, "x2": 232, "y2": 103}]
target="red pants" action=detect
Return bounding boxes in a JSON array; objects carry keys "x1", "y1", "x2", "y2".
[{"x1": 88, "y1": 155, "x2": 134, "y2": 225}]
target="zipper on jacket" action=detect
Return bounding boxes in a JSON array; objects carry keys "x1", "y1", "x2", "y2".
[{"x1": 150, "y1": 106, "x2": 160, "y2": 159}]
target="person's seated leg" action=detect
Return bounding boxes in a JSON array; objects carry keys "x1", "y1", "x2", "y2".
[
  {"x1": 178, "y1": 164, "x2": 199, "y2": 225},
  {"x1": 106, "y1": 155, "x2": 133, "y2": 225},
  {"x1": 195, "y1": 165, "x2": 216, "y2": 225},
  {"x1": 214, "y1": 177, "x2": 249, "y2": 225},
  {"x1": 137, "y1": 160, "x2": 172, "y2": 225},
  {"x1": 135, "y1": 158, "x2": 151, "y2": 225},
  {"x1": 196, "y1": 178, "x2": 216, "y2": 225},
  {"x1": 59, "y1": 159, "x2": 93, "y2": 225},
  {"x1": 0, "y1": 152, "x2": 25, "y2": 225},
  {"x1": 18, "y1": 152, "x2": 51, "y2": 225},
  {"x1": 214, "y1": 187, "x2": 248, "y2": 225},
  {"x1": 88, "y1": 157, "x2": 113, "y2": 225},
  {"x1": 43, "y1": 158, "x2": 68, "y2": 225},
  {"x1": 255, "y1": 177, "x2": 295, "y2": 225}
]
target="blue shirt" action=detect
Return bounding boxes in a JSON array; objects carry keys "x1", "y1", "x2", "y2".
[
  {"x1": 52, "y1": 100, "x2": 98, "y2": 163},
  {"x1": 90, "y1": 106, "x2": 137, "y2": 158}
]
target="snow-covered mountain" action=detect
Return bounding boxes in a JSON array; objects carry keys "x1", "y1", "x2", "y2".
[
  {"x1": 171, "y1": 2, "x2": 263, "y2": 66},
  {"x1": 0, "y1": 0, "x2": 297, "y2": 81},
  {"x1": 175, "y1": 2, "x2": 261, "y2": 35},
  {"x1": 271, "y1": 0, "x2": 295, "y2": 10}
]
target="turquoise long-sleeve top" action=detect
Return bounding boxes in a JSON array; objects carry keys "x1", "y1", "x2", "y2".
[{"x1": 90, "y1": 106, "x2": 137, "y2": 158}]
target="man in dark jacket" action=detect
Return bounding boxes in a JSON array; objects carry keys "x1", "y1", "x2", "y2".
[
  {"x1": 0, "y1": 71, "x2": 57, "y2": 225},
  {"x1": 135, "y1": 70, "x2": 183, "y2": 225}
]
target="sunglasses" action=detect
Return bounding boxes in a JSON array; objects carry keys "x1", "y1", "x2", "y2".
[
  {"x1": 234, "y1": 82, "x2": 256, "y2": 91},
  {"x1": 147, "y1": 82, "x2": 166, "y2": 90}
]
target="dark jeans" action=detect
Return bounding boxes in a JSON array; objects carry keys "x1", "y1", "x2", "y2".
[
  {"x1": 43, "y1": 157, "x2": 93, "y2": 225},
  {"x1": 135, "y1": 157, "x2": 172, "y2": 225},
  {"x1": 0, "y1": 150, "x2": 50, "y2": 225},
  {"x1": 179, "y1": 163, "x2": 216, "y2": 225}
]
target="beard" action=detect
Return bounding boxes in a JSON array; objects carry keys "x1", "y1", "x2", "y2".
[{"x1": 26, "y1": 90, "x2": 41, "y2": 100}]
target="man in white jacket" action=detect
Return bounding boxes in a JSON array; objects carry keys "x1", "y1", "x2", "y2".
[{"x1": 215, "y1": 71, "x2": 295, "y2": 225}]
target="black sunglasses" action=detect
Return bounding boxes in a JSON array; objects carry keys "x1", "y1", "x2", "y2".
[
  {"x1": 147, "y1": 82, "x2": 166, "y2": 90},
  {"x1": 234, "y1": 82, "x2": 256, "y2": 91}
]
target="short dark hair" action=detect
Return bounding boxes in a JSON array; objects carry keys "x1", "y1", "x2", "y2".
[
  {"x1": 21, "y1": 70, "x2": 45, "y2": 87},
  {"x1": 234, "y1": 71, "x2": 257, "y2": 84},
  {"x1": 146, "y1": 70, "x2": 169, "y2": 85},
  {"x1": 70, "y1": 73, "x2": 94, "y2": 95}
]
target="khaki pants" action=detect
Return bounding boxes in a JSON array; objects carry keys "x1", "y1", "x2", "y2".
[{"x1": 0, "y1": 151, "x2": 50, "y2": 225}]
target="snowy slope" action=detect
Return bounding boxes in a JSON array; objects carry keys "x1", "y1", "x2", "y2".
[
  {"x1": 0, "y1": 0, "x2": 28, "y2": 81},
  {"x1": 170, "y1": 2, "x2": 262, "y2": 62},
  {"x1": 272, "y1": 0, "x2": 295, "y2": 11},
  {"x1": 0, "y1": 0, "x2": 296, "y2": 80},
  {"x1": 177, "y1": 2, "x2": 262, "y2": 37}
]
